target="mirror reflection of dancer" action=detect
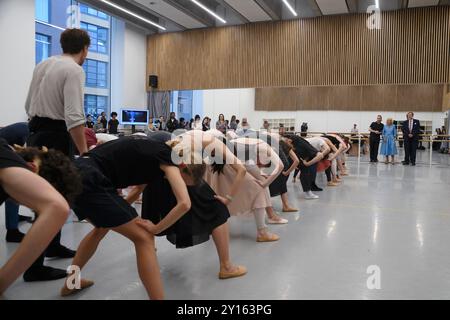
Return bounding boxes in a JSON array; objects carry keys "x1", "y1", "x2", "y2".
[
  {"x1": 138, "y1": 131, "x2": 248, "y2": 280},
  {"x1": 0, "y1": 139, "x2": 79, "y2": 295}
]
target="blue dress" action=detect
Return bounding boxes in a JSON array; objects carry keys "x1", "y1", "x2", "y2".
[{"x1": 380, "y1": 125, "x2": 398, "y2": 156}]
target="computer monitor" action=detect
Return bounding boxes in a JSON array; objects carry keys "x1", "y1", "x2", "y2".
[{"x1": 121, "y1": 109, "x2": 149, "y2": 126}]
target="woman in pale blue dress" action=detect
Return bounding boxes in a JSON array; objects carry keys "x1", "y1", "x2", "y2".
[{"x1": 380, "y1": 118, "x2": 398, "y2": 164}]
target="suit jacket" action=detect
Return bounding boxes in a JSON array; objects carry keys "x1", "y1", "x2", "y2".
[{"x1": 402, "y1": 119, "x2": 421, "y2": 140}]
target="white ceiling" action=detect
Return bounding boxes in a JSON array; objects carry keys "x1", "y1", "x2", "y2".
[
  {"x1": 408, "y1": 0, "x2": 440, "y2": 8},
  {"x1": 224, "y1": 0, "x2": 272, "y2": 22},
  {"x1": 134, "y1": 0, "x2": 206, "y2": 29},
  {"x1": 315, "y1": 0, "x2": 349, "y2": 15},
  {"x1": 117, "y1": 0, "x2": 449, "y2": 33}
]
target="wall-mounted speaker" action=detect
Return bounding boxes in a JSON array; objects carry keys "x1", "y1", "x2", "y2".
[{"x1": 149, "y1": 75, "x2": 158, "y2": 88}]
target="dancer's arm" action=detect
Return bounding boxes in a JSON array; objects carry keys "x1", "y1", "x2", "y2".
[
  {"x1": 203, "y1": 134, "x2": 247, "y2": 205},
  {"x1": 321, "y1": 143, "x2": 331, "y2": 156},
  {"x1": 301, "y1": 151, "x2": 324, "y2": 167},
  {"x1": 148, "y1": 165, "x2": 191, "y2": 235},
  {"x1": 258, "y1": 147, "x2": 284, "y2": 188},
  {"x1": 283, "y1": 150, "x2": 300, "y2": 176},
  {"x1": 125, "y1": 185, "x2": 146, "y2": 204}
]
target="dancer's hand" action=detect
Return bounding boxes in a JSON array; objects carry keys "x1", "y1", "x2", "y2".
[
  {"x1": 282, "y1": 171, "x2": 290, "y2": 177},
  {"x1": 136, "y1": 219, "x2": 158, "y2": 235},
  {"x1": 214, "y1": 195, "x2": 230, "y2": 206}
]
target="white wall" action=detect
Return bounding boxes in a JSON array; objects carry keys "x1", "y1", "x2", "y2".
[
  {"x1": 111, "y1": 22, "x2": 148, "y2": 117},
  {"x1": 110, "y1": 18, "x2": 125, "y2": 115},
  {"x1": 200, "y1": 88, "x2": 447, "y2": 133},
  {"x1": 0, "y1": 0, "x2": 35, "y2": 126},
  {"x1": 123, "y1": 24, "x2": 148, "y2": 109}
]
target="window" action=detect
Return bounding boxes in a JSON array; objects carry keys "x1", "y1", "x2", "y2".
[
  {"x1": 80, "y1": 22, "x2": 108, "y2": 54},
  {"x1": 35, "y1": 0, "x2": 50, "y2": 23},
  {"x1": 35, "y1": 33, "x2": 51, "y2": 65},
  {"x1": 35, "y1": 1, "x2": 112, "y2": 118},
  {"x1": 79, "y1": 3, "x2": 109, "y2": 20},
  {"x1": 83, "y1": 59, "x2": 108, "y2": 88},
  {"x1": 171, "y1": 91, "x2": 193, "y2": 121},
  {"x1": 84, "y1": 95, "x2": 107, "y2": 118}
]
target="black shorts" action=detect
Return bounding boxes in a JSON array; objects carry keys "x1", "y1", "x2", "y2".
[
  {"x1": 73, "y1": 157, "x2": 138, "y2": 228},
  {"x1": 0, "y1": 138, "x2": 28, "y2": 205}
]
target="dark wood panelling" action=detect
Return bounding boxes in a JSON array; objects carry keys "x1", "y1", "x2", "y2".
[
  {"x1": 147, "y1": 7, "x2": 450, "y2": 91},
  {"x1": 255, "y1": 85, "x2": 445, "y2": 112}
]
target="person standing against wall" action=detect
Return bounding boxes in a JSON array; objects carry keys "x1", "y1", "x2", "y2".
[
  {"x1": 108, "y1": 112, "x2": 119, "y2": 134},
  {"x1": 402, "y1": 112, "x2": 421, "y2": 166},
  {"x1": 369, "y1": 115, "x2": 384, "y2": 163},
  {"x1": 24, "y1": 28, "x2": 89, "y2": 282}
]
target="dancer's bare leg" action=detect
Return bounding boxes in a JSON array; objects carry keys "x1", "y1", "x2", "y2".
[
  {"x1": 113, "y1": 219, "x2": 163, "y2": 300},
  {"x1": 266, "y1": 207, "x2": 282, "y2": 221},
  {"x1": 254, "y1": 208, "x2": 279, "y2": 242},
  {"x1": 61, "y1": 228, "x2": 109, "y2": 296},
  {"x1": 211, "y1": 223, "x2": 247, "y2": 278},
  {"x1": 0, "y1": 168, "x2": 69, "y2": 294},
  {"x1": 281, "y1": 193, "x2": 297, "y2": 212}
]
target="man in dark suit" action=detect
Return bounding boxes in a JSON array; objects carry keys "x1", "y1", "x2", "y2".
[{"x1": 402, "y1": 112, "x2": 421, "y2": 166}]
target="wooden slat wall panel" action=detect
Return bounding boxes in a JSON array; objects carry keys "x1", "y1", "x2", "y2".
[
  {"x1": 147, "y1": 7, "x2": 450, "y2": 91},
  {"x1": 361, "y1": 85, "x2": 398, "y2": 111},
  {"x1": 255, "y1": 85, "x2": 445, "y2": 112}
]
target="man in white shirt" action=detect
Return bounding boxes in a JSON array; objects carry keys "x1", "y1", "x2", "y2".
[{"x1": 23, "y1": 28, "x2": 90, "y2": 282}]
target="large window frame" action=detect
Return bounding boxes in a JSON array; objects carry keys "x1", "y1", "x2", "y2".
[
  {"x1": 83, "y1": 59, "x2": 108, "y2": 88},
  {"x1": 84, "y1": 94, "x2": 108, "y2": 118},
  {"x1": 35, "y1": 33, "x2": 51, "y2": 65},
  {"x1": 79, "y1": 3, "x2": 109, "y2": 20},
  {"x1": 35, "y1": 0, "x2": 50, "y2": 23},
  {"x1": 80, "y1": 21, "x2": 109, "y2": 54}
]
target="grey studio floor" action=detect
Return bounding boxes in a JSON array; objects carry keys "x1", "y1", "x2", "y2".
[{"x1": 1, "y1": 150, "x2": 450, "y2": 300}]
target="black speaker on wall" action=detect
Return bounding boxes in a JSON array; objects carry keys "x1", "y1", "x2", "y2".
[{"x1": 149, "y1": 75, "x2": 158, "y2": 88}]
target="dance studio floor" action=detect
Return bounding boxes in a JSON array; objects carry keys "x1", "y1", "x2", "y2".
[{"x1": 1, "y1": 151, "x2": 450, "y2": 300}]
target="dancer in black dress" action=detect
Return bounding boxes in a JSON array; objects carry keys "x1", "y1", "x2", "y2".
[
  {"x1": 283, "y1": 135, "x2": 324, "y2": 200},
  {"x1": 137, "y1": 131, "x2": 247, "y2": 280},
  {"x1": 14, "y1": 136, "x2": 206, "y2": 299},
  {"x1": 0, "y1": 139, "x2": 75, "y2": 295},
  {"x1": 268, "y1": 138, "x2": 299, "y2": 212}
]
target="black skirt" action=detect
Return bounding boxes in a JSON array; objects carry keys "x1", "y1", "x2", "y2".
[
  {"x1": 0, "y1": 138, "x2": 29, "y2": 205},
  {"x1": 142, "y1": 177, "x2": 230, "y2": 249},
  {"x1": 73, "y1": 158, "x2": 138, "y2": 228},
  {"x1": 269, "y1": 146, "x2": 290, "y2": 197}
]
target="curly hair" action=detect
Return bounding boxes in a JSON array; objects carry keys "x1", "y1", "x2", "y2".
[{"x1": 15, "y1": 147, "x2": 82, "y2": 205}]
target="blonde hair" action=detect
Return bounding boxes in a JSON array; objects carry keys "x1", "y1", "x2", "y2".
[
  {"x1": 166, "y1": 138, "x2": 206, "y2": 185},
  {"x1": 386, "y1": 118, "x2": 393, "y2": 125}
]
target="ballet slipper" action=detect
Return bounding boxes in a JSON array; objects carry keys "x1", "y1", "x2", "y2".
[
  {"x1": 60, "y1": 278, "x2": 94, "y2": 297},
  {"x1": 327, "y1": 182, "x2": 339, "y2": 187},
  {"x1": 268, "y1": 217, "x2": 288, "y2": 225},
  {"x1": 218, "y1": 265, "x2": 247, "y2": 280},
  {"x1": 257, "y1": 232, "x2": 280, "y2": 243},
  {"x1": 282, "y1": 208, "x2": 298, "y2": 213}
]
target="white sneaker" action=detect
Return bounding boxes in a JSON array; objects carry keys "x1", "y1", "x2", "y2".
[
  {"x1": 268, "y1": 217, "x2": 288, "y2": 225},
  {"x1": 305, "y1": 192, "x2": 319, "y2": 200}
]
